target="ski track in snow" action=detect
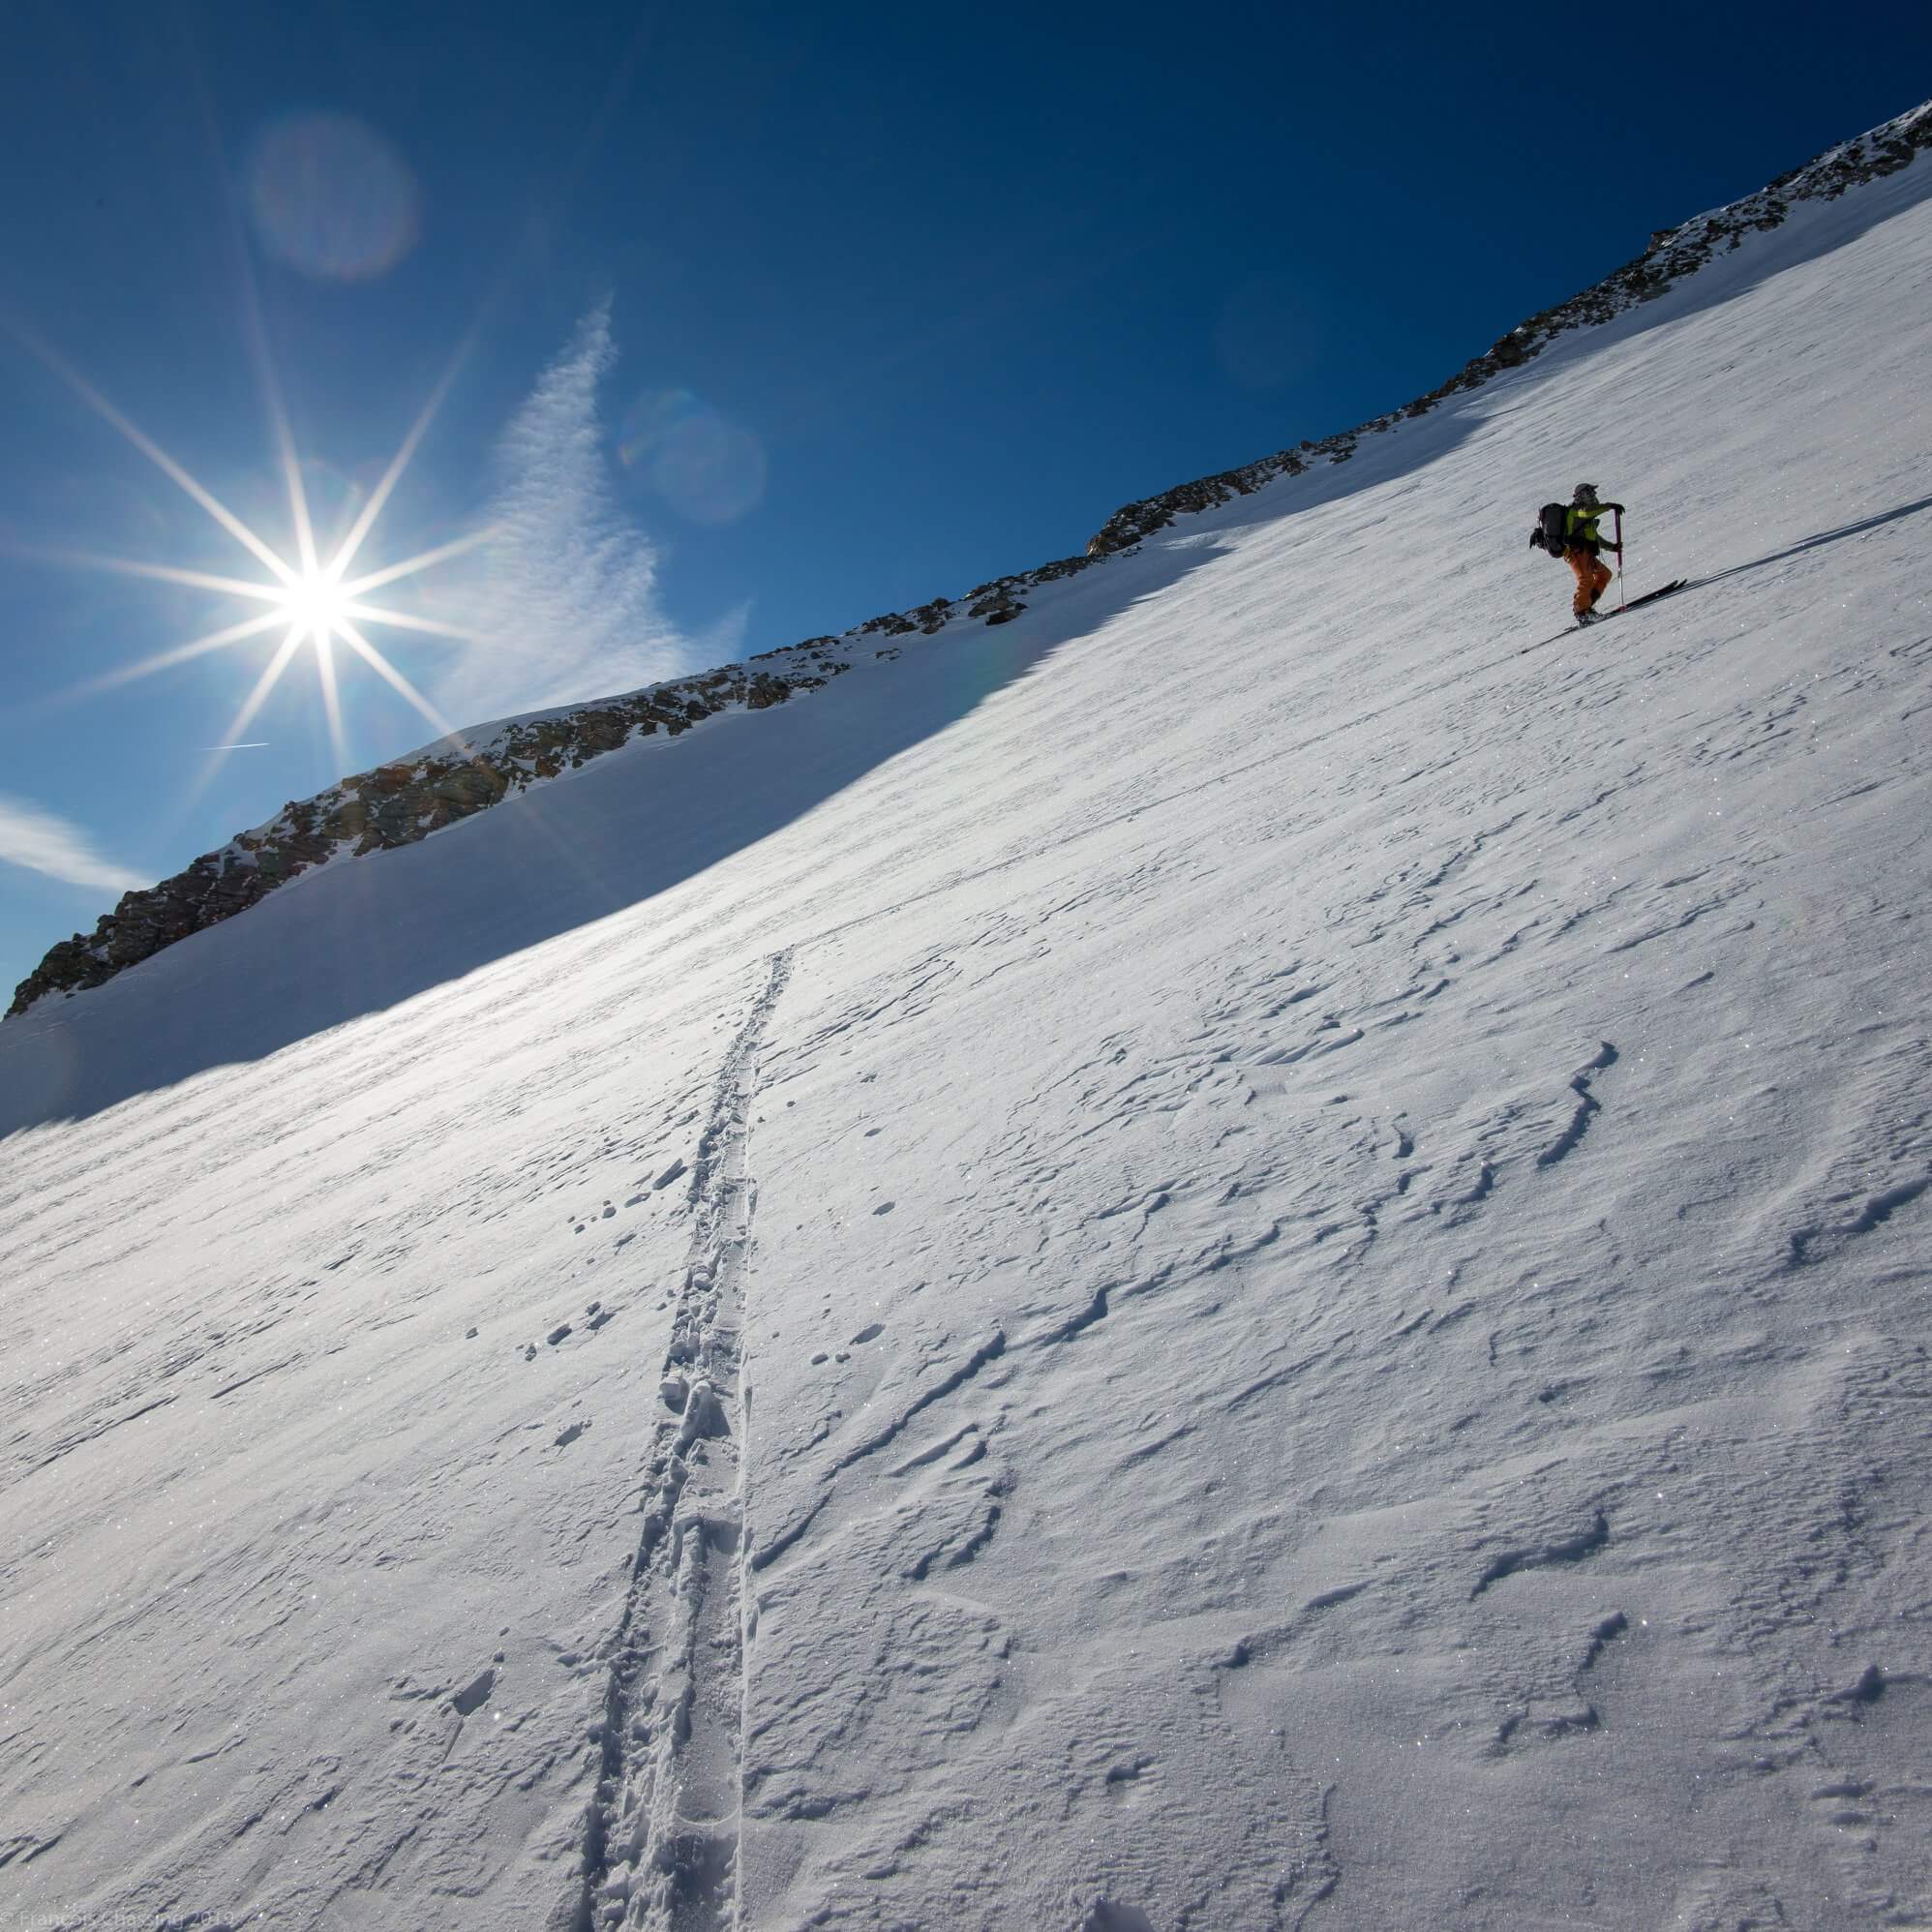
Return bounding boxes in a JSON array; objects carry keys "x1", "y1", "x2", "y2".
[
  {"x1": 579, "y1": 949, "x2": 792, "y2": 1931},
  {"x1": 3, "y1": 142, "x2": 1932, "y2": 1932}
]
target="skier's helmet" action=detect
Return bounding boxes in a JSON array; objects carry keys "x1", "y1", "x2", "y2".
[{"x1": 1573, "y1": 482, "x2": 1601, "y2": 506}]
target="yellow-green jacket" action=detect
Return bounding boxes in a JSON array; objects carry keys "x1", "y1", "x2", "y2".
[{"x1": 1564, "y1": 502, "x2": 1625, "y2": 551}]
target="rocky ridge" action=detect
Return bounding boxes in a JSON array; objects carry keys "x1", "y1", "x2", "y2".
[
  {"x1": 1079, "y1": 100, "x2": 1932, "y2": 556},
  {"x1": 10, "y1": 100, "x2": 1927, "y2": 1021}
]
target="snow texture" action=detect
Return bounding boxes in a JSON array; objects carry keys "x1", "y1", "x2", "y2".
[{"x1": 3, "y1": 139, "x2": 1932, "y2": 1932}]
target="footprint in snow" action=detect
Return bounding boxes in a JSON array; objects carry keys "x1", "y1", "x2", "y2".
[{"x1": 873, "y1": 1200, "x2": 895, "y2": 1216}]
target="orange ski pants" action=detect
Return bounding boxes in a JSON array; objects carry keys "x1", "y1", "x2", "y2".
[{"x1": 1567, "y1": 546, "x2": 1614, "y2": 619}]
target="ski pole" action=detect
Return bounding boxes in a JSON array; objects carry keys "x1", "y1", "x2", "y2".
[{"x1": 1615, "y1": 507, "x2": 1626, "y2": 612}]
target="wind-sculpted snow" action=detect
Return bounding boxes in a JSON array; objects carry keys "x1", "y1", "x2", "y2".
[
  {"x1": 4, "y1": 108, "x2": 1932, "y2": 1932},
  {"x1": 12, "y1": 100, "x2": 1926, "y2": 1021}
]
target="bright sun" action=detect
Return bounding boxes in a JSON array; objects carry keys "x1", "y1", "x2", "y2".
[
  {"x1": 275, "y1": 564, "x2": 351, "y2": 644},
  {"x1": 10, "y1": 317, "x2": 490, "y2": 770}
]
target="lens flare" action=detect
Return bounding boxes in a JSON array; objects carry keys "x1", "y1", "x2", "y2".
[
  {"x1": 619, "y1": 387, "x2": 767, "y2": 526},
  {"x1": 246, "y1": 113, "x2": 423, "y2": 284}
]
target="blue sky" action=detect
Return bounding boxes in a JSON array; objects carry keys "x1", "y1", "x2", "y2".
[{"x1": 2, "y1": 0, "x2": 1927, "y2": 1000}]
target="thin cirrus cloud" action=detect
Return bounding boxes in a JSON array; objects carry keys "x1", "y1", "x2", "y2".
[
  {"x1": 435, "y1": 300, "x2": 742, "y2": 729},
  {"x1": 0, "y1": 793, "x2": 149, "y2": 895}
]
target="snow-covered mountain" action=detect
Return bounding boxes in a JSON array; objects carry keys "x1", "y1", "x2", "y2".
[
  {"x1": 3, "y1": 106, "x2": 1930, "y2": 1932},
  {"x1": 13, "y1": 104, "x2": 1928, "y2": 1025}
]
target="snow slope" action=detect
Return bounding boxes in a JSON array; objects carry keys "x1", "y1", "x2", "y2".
[{"x1": 4, "y1": 148, "x2": 1932, "y2": 1932}]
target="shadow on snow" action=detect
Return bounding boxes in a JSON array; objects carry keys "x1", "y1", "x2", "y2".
[{"x1": 2, "y1": 537, "x2": 1231, "y2": 1133}]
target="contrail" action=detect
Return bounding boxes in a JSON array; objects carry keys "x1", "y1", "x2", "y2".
[{"x1": 200, "y1": 741, "x2": 271, "y2": 751}]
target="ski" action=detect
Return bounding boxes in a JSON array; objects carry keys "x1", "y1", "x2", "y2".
[{"x1": 1522, "y1": 578, "x2": 1691, "y2": 652}]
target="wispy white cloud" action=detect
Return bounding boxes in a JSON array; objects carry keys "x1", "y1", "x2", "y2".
[
  {"x1": 436, "y1": 301, "x2": 700, "y2": 726},
  {"x1": 0, "y1": 794, "x2": 149, "y2": 894}
]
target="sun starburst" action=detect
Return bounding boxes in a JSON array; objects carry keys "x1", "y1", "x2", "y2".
[
  {"x1": 273, "y1": 563, "x2": 349, "y2": 642},
  {"x1": 5, "y1": 316, "x2": 494, "y2": 777}
]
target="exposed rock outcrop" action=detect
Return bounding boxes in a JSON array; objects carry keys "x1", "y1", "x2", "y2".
[
  {"x1": 7, "y1": 656, "x2": 831, "y2": 1017},
  {"x1": 10, "y1": 101, "x2": 1927, "y2": 1021}
]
